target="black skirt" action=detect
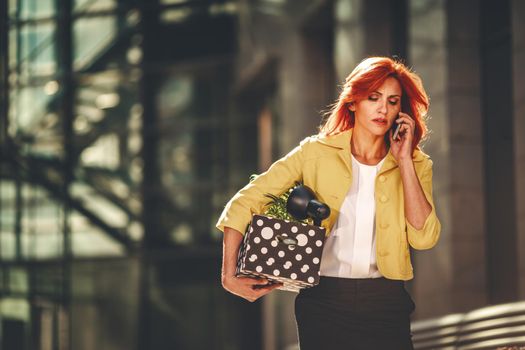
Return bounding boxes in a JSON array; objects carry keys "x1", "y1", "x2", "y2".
[{"x1": 294, "y1": 276, "x2": 416, "y2": 350}]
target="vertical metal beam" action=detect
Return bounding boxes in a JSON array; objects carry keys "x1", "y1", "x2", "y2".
[
  {"x1": 14, "y1": 177, "x2": 22, "y2": 259},
  {"x1": 480, "y1": 0, "x2": 518, "y2": 303},
  {"x1": 140, "y1": 0, "x2": 164, "y2": 248},
  {"x1": 57, "y1": 0, "x2": 74, "y2": 348},
  {"x1": 57, "y1": 0, "x2": 74, "y2": 261},
  {"x1": 137, "y1": 1, "x2": 160, "y2": 349}
]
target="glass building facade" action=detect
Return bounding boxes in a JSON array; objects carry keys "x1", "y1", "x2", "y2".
[{"x1": 0, "y1": 1, "x2": 260, "y2": 349}]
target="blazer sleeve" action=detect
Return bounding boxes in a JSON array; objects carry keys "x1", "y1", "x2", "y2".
[
  {"x1": 406, "y1": 159, "x2": 441, "y2": 250},
  {"x1": 215, "y1": 137, "x2": 311, "y2": 235}
]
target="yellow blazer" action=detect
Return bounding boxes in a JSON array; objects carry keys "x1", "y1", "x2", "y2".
[{"x1": 216, "y1": 128, "x2": 441, "y2": 280}]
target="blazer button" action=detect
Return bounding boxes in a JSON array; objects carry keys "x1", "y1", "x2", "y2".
[
  {"x1": 379, "y1": 250, "x2": 389, "y2": 257},
  {"x1": 378, "y1": 175, "x2": 386, "y2": 183},
  {"x1": 380, "y1": 195, "x2": 388, "y2": 203},
  {"x1": 380, "y1": 223, "x2": 389, "y2": 229}
]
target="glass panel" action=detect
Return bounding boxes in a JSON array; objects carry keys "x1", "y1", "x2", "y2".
[
  {"x1": 0, "y1": 181, "x2": 18, "y2": 260},
  {"x1": 160, "y1": 0, "x2": 188, "y2": 4},
  {"x1": 9, "y1": 23, "x2": 57, "y2": 76},
  {"x1": 32, "y1": 265, "x2": 65, "y2": 296},
  {"x1": 20, "y1": 185, "x2": 63, "y2": 260},
  {"x1": 156, "y1": 65, "x2": 233, "y2": 245},
  {"x1": 73, "y1": 0, "x2": 117, "y2": 13},
  {"x1": 73, "y1": 16, "x2": 117, "y2": 71},
  {"x1": 9, "y1": 268, "x2": 28, "y2": 295},
  {"x1": 8, "y1": 0, "x2": 55, "y2": 20},
  {"x1": 72, "y1": 70, "x2": 142, "y2": 246},
  {"x1": 160, "y1": 8, "x2": 193, "y2": 23},
  {"x1": 0, "y1": 298, "x2": 30, "y2": 321},
  {"x1": 70, "y1": 211, "x2": 126, "y2": 257},
  {"x1": 0, "y1": 232, "x2": 17, "y2": 260},
  {"x1": 8, "y1": 85, "x2": 64, "y2": 158},
  {"x1": 8, "y1": 27, "x2": 17, "y2": 71}
]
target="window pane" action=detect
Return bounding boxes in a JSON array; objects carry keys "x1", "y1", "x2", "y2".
[
  {"x1": 9, "y1": 0, "x2": 55, "y2": 20},
  {"x1": 20, "y1": 185, "x2": 63, "y2": 260},
  {"x1": 156, "y1": 64, "x2": 233, "y2": 245},
  {"x1": 73, "y1": 0, "x2": 117, "y2": 13},
  {"x1": 73, "y1": 16, "x2": 117, "y2": 71},
  {"x1": 72, "y1": 70, "x2": 142, "y2": 246},
  {"x1": 70, "y1": 211, "x2": 126, "y2": 257},
  {"x1": 8, "y1": 85, "x2": 63, "y2": 158},
  {"x1": 0, "y1": 181, "x2": 18, "y2": 260},
  {"x1": 9, "y1": 23, "x2": 57, "y2": 76}
]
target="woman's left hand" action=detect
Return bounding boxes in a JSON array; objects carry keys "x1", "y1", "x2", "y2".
[{"x1": 390, "y1": 112, "x2": 415, "y2": 162}]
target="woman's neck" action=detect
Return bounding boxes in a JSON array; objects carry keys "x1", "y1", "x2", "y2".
[{"x1": 350, "y1": 127, "x2": 388, "y2": 165}]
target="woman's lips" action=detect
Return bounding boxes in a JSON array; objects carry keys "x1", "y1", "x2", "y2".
[{"x1": 372, "y1": 119, "x2": 387, "y2": 126}]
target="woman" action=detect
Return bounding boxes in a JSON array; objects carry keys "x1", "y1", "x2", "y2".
[{"x1": 217, "y1": 57, "x2": 441, "y2": 349}]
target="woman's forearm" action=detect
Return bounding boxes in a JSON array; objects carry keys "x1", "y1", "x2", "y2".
[
  {"x1": 398, "y1": 159, "x2": 432, "y2": 230},
  {"x1": 222, "y1": 227, "x2": 244, "y2": 282}
]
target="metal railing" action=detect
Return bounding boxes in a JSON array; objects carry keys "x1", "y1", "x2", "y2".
[{"x1": 412, "y1": 301, "x2": 525, "y2": 349}]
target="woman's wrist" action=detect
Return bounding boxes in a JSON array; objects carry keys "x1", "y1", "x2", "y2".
[{"x1": 397, "y1": 157, "x2": 414, "y2": 169}]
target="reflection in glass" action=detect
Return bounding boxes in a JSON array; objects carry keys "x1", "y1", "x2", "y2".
[
  {"x1": 160, "y1": 8, "x2": 193, "y2": 23},
  {"x1": 74, "y1": 0, "x2": 116, "y2": 13},
  {"x1": 70, "y1": 182, "x2": 128, "y2": 228},
  {"x1": 157, "y1": 76, "x2": 193, "y2": 120},
  {"x1": 21, "y1": 185, "x2": 63, "y2": 260},
  {"x1": 72, "y1": 68, "x2": 141, "y2": 248},
  {"x1": 9, "y1": 24, "x2": 57, "y2": 76},
  {"x1": 8, "y1": 86, "x2": 63, "y2": 157},
  {"x1": 10, "y1": 86, "x2": 53, "y2": 131},
  {"x1": 170, "y1": 223, "x2": 193, "y2": 245},
  {"x1": 0, "y1": 181, "x2": 17, "y2": 260},
  {"x1": 70, "y1": 211, "x2": 125, "y2": 257},
  {"x1": 8, "y1": 0, "x2": 55, "y2": 20},
  {"x1": 80, "y1": 134, "x2": 120, "y2": 170},
  {"x1": 73, "y1": 16, "x2": 117, "y2": 71},
  {"x1": 0, "y1": 298, "x2": 30, "y2": 323}
]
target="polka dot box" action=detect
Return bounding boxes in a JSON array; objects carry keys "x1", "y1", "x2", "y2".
[{"x1": 236, "y1": 214, "x2": 326, "y2": 293}]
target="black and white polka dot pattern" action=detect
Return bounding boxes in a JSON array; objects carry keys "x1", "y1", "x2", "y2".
[{"x1": 236, "y1": 214, "x2": 326, "y2": 293}]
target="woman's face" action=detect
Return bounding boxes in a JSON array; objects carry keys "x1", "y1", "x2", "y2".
[{"x1": 350, "y1": 76, "x2": 402, "y2": 138}]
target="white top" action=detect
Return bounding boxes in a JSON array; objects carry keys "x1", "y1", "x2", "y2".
[{"x1": 319, "y1": 154, "x2": 387, "y2": 279}]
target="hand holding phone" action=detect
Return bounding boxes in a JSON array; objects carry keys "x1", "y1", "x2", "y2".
[{"x1": 392, "y1": 115, "x2": 402, "y2": 141}]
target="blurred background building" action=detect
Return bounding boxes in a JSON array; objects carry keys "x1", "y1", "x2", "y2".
[{"x1": 0, "y1": 0, "x2": 524, "y2": 349}]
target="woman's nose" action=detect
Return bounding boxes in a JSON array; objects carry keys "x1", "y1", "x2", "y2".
[{"x1": 378, "y1": 99, "x2": 388, "y2": 114}]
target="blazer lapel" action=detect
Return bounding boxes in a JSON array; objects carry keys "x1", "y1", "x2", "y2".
[
  {"x1": 317, "y1": 129, "x2": 353, "y2": 177},
  {"x1": 379, "y1": 145, "x2": 428, "y2": 174},
  {"x1": 379, "y1": 152, "x2": 398, "y2": 174}
]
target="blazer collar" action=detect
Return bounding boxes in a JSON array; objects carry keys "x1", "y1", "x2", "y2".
[{"x1": 316, "y1": 128, "x2": 428, "y2": 174}]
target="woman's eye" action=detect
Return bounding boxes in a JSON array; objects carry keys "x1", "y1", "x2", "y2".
[
  {"x1": 388, "y1": 100, "x2": 399, "y2": 105},
  {"x1": 368, "y1": 96, "x2": 379, "y2": 101}
]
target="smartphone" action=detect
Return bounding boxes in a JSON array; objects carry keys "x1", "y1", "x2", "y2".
[{"x1": 392, "y1": 114, "x2": 402, "y2": 141}]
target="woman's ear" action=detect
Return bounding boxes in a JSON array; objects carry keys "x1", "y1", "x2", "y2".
[{"x1": 348, "y1": 102, "x2": 356, "y2": 112}]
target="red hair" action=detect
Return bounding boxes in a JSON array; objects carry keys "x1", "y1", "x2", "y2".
[{"x1": 319, "y1": 57, "x2": 430, "y2": 149}]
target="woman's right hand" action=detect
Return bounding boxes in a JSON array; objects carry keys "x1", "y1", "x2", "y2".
[
  {"x1": 222, "y1": 275, "x2": 282, "y2": 302},
  {"x1": 222, "y1": 226, "x2": 282, "y2": 302}
]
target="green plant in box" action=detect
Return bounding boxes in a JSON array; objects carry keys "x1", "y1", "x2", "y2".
[{"x1": 249, "y1": 174, "x2": 312, "y2": 225}]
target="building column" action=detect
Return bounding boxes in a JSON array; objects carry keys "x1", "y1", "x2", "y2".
[
  {"x1": 480, "y1": 0, "x2": 518, "y2": 304},
  {"x1": 408, "y1": 0, "x2": 454, "y2": 318},
  {"x1": 511, "y1": 0, "x2": 525, "y2": 299},
  {"x1": 409, "y1": 0, "x2": 491, "y2": 317}
]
